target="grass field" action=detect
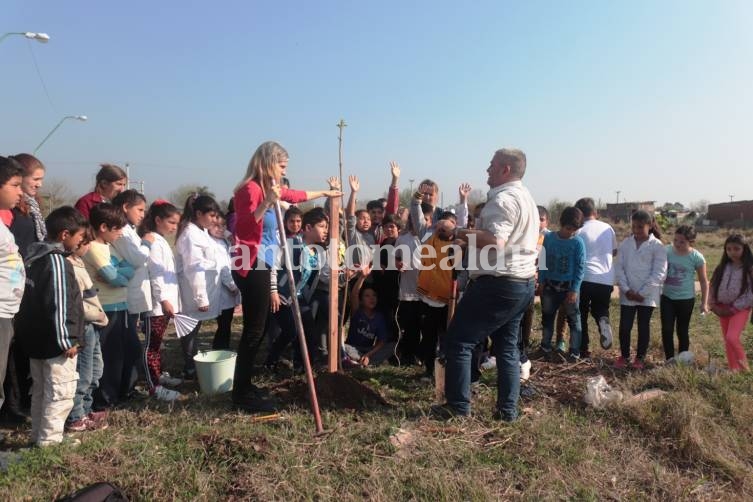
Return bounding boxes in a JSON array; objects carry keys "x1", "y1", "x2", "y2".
[{"x1": 1, "y1": 229, "x2": 752, "y2": 501}]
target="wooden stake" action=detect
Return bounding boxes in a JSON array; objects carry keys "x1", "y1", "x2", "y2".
[{"x1": 329, "y1": 119, "x2": 347, "y2": 372}]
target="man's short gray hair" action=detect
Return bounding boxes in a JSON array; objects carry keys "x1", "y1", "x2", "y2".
[{"x1": 494, "y1": 148, "x2": 527, "y2": 178}]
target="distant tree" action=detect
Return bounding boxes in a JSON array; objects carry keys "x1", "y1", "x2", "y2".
[
  {"x1": 690, "y1": 199, "x2": 709, "y2": 215},
  {"x1": 467, "y1": 189, "x2": 486, "y2": 208},
  {"x1": 547, "y1": 198, "x2": 571, "y2": 228},
  {"x1": 168, "y1": 184, "x2": 216, "y2": 207},
  {"x1": 39, "y1": 178, "x2": 76, "y2": 216}
]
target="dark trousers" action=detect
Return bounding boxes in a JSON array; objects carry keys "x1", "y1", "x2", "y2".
[
  {"x1": 181, "y1": 322, "x2": 201, "y2": 375},
  {"x1": 618, "y1": 305, "x2": 654, "y2": 360},
  {"x1": 213, "y1": 307, "x2": 235, "y2": 350},
  {"x1": 445, "y1": 276, "x2": 534, "y2": 419},
  {"x1": 1, "y1": 337, "x2": 31, "y2": 416},
  {"x1": 660, "y1": 295, "x2": 694, "y2": 360},
  {"x1": 264, "y1": 302, "x2": 318, "y2": 368},
  {"x1": 94, "y1": 311, "x2": 141, "y2": 409},
  {"x1": 579, "y1": 281, "x2": 613, "y2": 353},
  {"x1": 419, "y1": 302, "x2": 447, "y2": 377},
  {"x1": 397, "y1": 300, "x2": 422, "y2": 363},
  {"x1": 232, "y1": 269, "x2": 270, "y2": 400}
]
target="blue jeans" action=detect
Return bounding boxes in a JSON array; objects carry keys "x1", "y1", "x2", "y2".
[
  {"x1": 540, "y1": 284, "x2": 582, "y2": 355},
  {"x1": 68, "y1": 324, "x2": 103, "y2": 422},
  {"x1": 444, "y1": 276, "x2": 534, "y2": 420}
]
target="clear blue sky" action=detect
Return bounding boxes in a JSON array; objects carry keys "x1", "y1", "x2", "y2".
[{"x1": 3, "y1": 0, "x2": 752, "y2": 208}]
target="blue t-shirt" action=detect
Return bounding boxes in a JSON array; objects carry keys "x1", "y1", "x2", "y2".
[
  {"x1": 662, "y1": 245, "x2": 705, "y2": 300},
  {"x1": 260, "y1": 209, "x2": 280, "y2": 268},
  {"x1": 346, "y1": 309, "x2": 388, "y2": 349},
  {"x1": 539, "y1": 231, "x2": 586, "y2": 291}
]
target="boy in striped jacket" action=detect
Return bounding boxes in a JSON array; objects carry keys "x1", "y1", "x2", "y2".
[{"x1": 16, "y1": 207, "x2": 87, "y2": 446}]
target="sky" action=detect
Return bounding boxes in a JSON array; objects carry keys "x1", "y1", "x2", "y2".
[{"x1": 2, "y1": 0, "x2": 752, "y2": 208}]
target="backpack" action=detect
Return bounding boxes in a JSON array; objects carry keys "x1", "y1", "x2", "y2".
[{"x1": 56, "y1": 482, "x2": 128, "y2": 502}]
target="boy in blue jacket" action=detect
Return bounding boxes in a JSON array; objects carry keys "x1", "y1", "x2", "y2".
[
  {"x1": 16, "y1": 206, "x2": 87, "y2": 446},
  {"x1": 536, "y1": 207, "x2": 586, "y2": 362}
]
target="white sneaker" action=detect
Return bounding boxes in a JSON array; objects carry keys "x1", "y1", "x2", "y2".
[
  {"x1": 159, "y1": 372, "x2": 183, "y2": 387},
  {"x1": 153, "y1": 385, "x2": 182, "y2": 402},
  {"x1": 520, "y1": 360, "x2": 532, "y2": 382},
  {"x1": 480, "y1": 356, "x2": 497, "y2": 371}
]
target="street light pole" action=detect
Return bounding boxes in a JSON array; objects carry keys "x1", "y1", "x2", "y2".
[
  {"x1": 34, "y1": 115, "x2": 87, "y2": 153},
  {"x1": 1, "y1": 32, "x2": 50, "y2": 44},
  {"x1": 409, "y1": 178, "x2": 415, "y2": 193}
]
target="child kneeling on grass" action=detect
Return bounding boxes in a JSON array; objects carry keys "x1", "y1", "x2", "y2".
[
  {"x1": 343, "y1": 264, "x2": 395, "y2": 367},
  {"x1": 17, "y1": 206, "x2": 87, "y2": 446}
]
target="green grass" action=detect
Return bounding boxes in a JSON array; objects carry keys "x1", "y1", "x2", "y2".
[{"x1": 2, "y1": 228, "x2": 753, "y2": 500}]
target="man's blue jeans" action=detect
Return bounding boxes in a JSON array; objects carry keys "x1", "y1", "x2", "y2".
[
  {"x1": 68, "y1": 323, "x2": 103, "y2": 423},
  {"x1": 540, "y1": 284, "x2": 582, "y2": 355},
  {"x1": 444, "y1": 275, "x2": 534, "y2": 420}
]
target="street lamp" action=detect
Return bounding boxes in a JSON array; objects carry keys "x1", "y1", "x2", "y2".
[
  {"x1": 1, "y1": 32, "x2": 50, "y2": 44},
  {"x1": 34, "y1": 115, "x2": 88, "y2": 153}
]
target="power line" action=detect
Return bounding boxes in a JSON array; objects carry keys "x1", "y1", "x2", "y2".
[{"x1": 26, "y1": 39, "x2": 57, "y2": 114}]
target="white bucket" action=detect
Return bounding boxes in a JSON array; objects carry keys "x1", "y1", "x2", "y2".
[{"x1": 193, "y1": 350, "x2": 237, "y2": 395}]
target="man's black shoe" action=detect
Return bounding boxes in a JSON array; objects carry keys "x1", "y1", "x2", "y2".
[
  {"x1": 232, "y1": 396, "x2": 277, "y2": 414},
  {"x1": 429, "y1": 403, "x2": 470, "y2": 420}
]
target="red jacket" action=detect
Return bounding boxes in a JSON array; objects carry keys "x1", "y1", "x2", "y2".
[
  {"x1": 75, "y1": 192, "x2": 106, "y2": 219},
  {"x1": 233, "y1": 180, "x2": 307, "y2": 276}
]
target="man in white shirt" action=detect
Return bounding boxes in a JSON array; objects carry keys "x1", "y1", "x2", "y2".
[
  {"x1": 431, "y1": 148, "x2": 538, "y2": 421},
  {"x1": 574, "y1": 198, "x2": 617, "y2": 356}
]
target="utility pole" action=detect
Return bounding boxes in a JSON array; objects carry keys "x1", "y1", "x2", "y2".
[
  {"x1": 616, "y1": 190, "x2": 621, "y2": 204},
  {"x1": 409, "y1": 178, "x2": 415, "y2": 193},
  {"x1": 729, "y1": 195, "x2": 735, "y2": 203}
]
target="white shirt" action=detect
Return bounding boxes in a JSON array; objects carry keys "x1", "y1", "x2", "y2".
[
  {"x1": 576, "y1": 219, "x2": 617, "y2": 286},
  {"x1": 468, "y1": 181, "x2": 539, "y2": 280},
  {"x1": 615, "y1": 235, "x2": 668, "y2": 307},
  {"x1": 112, "y1": 224, "x2": 153, "y2": 314},
  {"x1": 396, "y1": 233, "x2": 421, "y2": 302},
  {"x1": 147, "y1": 233, "x2": 181, "y2": 317},
  {"x1": 0, "y1": 222, "x2": 25, "y2": 318},
  {"x1": 212, "y1": 236, "x2": 240, "y2": 311},
  {"x1": 176, "y1": 223, "x2": 220, "y2": 321}
]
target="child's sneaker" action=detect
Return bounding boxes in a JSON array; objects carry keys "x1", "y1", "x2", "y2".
[
  {"x1": 614, "y1": 356, "x2": 627, "y2": 369},
  {"x1": 65, "y1": 417, "x2": 91, "y2": 433},
  {"x1": 153, "y1": 385, "x2": 183, "y2": 402},
  {"x1": 631, "y1": 358, "x2": 645, "y2": 370},
  {"x1": 566, "y1": 352, "x2": 581, "y2": 364},
  {"x1": 87, "y1": 410, "x2": 109, "y2": 424},
  {"x1": 480, "y1": 356, "x2": 497, "y2": 370},
  {"x1": 598, "y1": 317, "x2": 613, "y2": 349},
  {"x1": 159, "y1": 372, "x2": 183, "y2": 387},
  {"x1": 556, "y1": 340, "x2": 567, "y2": 353},
  {"x1": 520, "y1": 360, "x2": 532, "y2": 382}
]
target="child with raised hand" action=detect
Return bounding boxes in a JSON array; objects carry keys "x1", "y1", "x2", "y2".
[
  {"x1": 344, "y1": 263, "x2": 395, "y2": 367},
  {"x1": 209, "y1": 214, "x2": 240, "y2": 351},
  {"x1": 175, "y1": 194, "x2": 222, "y2": 380},
  {"x1": 140, "y1": 200, "x2": 183, "y2": 401},
  {"x1": 660, "y1": 225, "x2": 709, "y2": 361},
  {"x1": 536, "y1": 207, "x2": 586, "y2": 362},
  {"x1": 345, "y1": 175, "x2": 375, "y2": 267},
  {"x1": 83, "y1": 203, "x2": 136, "y2": 410},
  {"x1": 16, "y1": 207, "x2": 87, "y2": 446},
  {"x1": 615, "y1": 210, "x2": 667, "y2": 370},
  {"x1": 65, "y1": 224, "x2": 109, "y2": 432},
  {"x1": 709, "y1": 234, "x2": 753, "y2": 372}
]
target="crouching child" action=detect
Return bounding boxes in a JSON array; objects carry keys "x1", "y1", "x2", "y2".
[{"x1": 16, "y1": 206, "x2": 86, "y2": 446}]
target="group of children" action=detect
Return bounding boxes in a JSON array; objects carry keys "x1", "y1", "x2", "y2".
[
  {"x1": 0, "y1": 150, "x2": 751, "y2": 446},
  {"x1": 533, "y1": 203, "x2": 750, "y2": 374}
]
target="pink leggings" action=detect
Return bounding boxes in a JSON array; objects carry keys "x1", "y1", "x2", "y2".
[{"x1": 719, "y1": 309, "x2": 750, "y2": 371}]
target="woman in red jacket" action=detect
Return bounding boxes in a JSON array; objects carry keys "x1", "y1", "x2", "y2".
[
  {"x1": 231, "y1": 141, "x2": 340, "y2": 412},
  {"x1": 74, "y1": 164, "x2": 128, "y2": 219}
]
